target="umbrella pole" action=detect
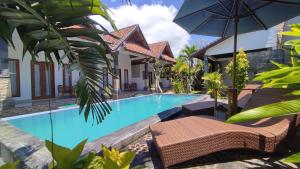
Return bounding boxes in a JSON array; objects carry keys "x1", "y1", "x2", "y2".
[{"x1": 229, "y1": 14, "x2": 239, "y2": 116}]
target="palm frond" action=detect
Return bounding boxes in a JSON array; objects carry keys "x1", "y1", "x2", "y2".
[
  {"x1": 226, "y1": 99, "x2": 300, "y2": 123},
  {"x1": 0, "y1": 0, "x2": 116, "y2": 124}
]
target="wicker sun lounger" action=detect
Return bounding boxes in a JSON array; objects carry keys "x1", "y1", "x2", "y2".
[
  {"x1": 182, "y1": 84, "x2": 261, "y2": 116},
  {"x1": 150, "y1": 88, "x2": 300, "y2": 168}
]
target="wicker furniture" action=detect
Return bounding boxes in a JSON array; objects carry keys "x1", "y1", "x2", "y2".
[
  {"x1": 182, "y1": 84, "x2": 261, "y2": 116},
  {"x1": 150, "y1": 88, "x2": 300, "y2": 168}
]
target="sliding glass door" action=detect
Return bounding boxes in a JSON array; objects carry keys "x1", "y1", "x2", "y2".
[{"x1": 31, "y1": 62, "x2": 55, "y2": 99}]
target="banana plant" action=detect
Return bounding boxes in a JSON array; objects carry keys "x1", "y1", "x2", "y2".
[
  {"x1": 254, "y1": 23, "x2": 300, "y2": 94},
  {"x1": 45, "y1": 139, "x2": 143, "y2": 169},
  {"x1": 0, "y1": 0, "x2": 116, "y2": 124}
]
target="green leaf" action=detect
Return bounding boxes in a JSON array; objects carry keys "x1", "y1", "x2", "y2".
[
  {"x1": 283, "y1": 152, "x2": 300, "y2": 163},
  {"x1": 254, "y1": 67, "x2": 300, "y2": 81},
  {"x1": 270, "y1": 60, "x2": 288, "y2": 69},
  {"x1": 226, "y1": 99, "x2": 300, "y2": 123},
  {"x1": 0, "y1": 161, "x2": 19, "y2": 169},
  {"x1": 261, "y1": 70, "x2": 300, "y2": 88},
  {"x1": 45, "y1": 139, "x2": 87, "y2": 169},
  {"x1": 118, "y1": 151, "x2": 136, "y2": 169},
  {"x1": 287, "y1": 90, "x2": 300, "y2": 96},
  {"x1": 101, "y1": 145, "x2": 136, "y2": 169}
]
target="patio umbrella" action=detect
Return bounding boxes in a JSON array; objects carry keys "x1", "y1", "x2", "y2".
[{"x1": 173, "y1": 0, "x2": 300, "y2": 115}]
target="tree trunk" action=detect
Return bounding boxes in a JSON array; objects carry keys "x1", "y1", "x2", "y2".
[
  {"x1": 156, "y1": 75, "x2": 163, "y2": 93},
  {"x1": 214, "y1": 89, "x2": 218, "y2": 116}
]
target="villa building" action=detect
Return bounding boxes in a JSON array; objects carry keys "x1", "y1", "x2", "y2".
[
  {"x1": 193, "y1": 16, "x2": 300, "y2": 86},
  {"x1": 0, "y1": 24, "x2": 175, "y2": 110}
]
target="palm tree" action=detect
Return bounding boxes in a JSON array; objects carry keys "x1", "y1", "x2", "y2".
[
  {"x1": 202, "y1": 72, "x2": 224, "y2": 115},
  {"x1": 179, "y1": 45, "x2": 198, "y2": 92},
  {"x1": 179, "y1": 44, "x2": 198, "y2": 67},
  {"x1": 0, "y1": 0, "x2": 116, "y2": 124}
]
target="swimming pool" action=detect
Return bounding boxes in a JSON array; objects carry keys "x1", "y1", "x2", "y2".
[{"x1": 4, "y1": 94, "x2": 200, "y2": 148}]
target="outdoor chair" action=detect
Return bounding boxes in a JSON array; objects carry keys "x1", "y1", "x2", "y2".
[
  {"x1": 150, "y1": 88, "x2": 300, "y2": 168},
  {"x1": 130, "y1": 83, "x2": 137, "y2": 91},
  {"x1": 182, "y1": 84, "x2": 261, "y2": 116},
  {"x1": 124, "y1": 83, "x2": 130, "y2": 91},
  {"x1": 58, "y1": 85, "x2": 74, "y2": 96}
]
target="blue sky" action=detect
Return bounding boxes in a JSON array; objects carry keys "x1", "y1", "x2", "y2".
[{"x1": 95, "y1": 0, "x2": 218, "y2": 56}]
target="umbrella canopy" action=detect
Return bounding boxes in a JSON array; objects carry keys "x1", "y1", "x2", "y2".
[
  {"x1": 174, "y1": 0, "x2": 300, "y2": 37},
  {"x1": 174, "y1": 0, "x2": 300, "y2": 114}
]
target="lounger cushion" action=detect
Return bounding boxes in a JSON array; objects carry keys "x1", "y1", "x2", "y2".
[{"x1": 150, "y1": 115, "x2": 291, "y2": 168}]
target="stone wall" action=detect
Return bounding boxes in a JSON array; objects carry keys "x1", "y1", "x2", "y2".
[
  {"x1": 0, "y1": 40, "x2": 14, "y2": 111},
  {"x1": 218, "y1": 48, "x2": 290, "y2": 86},
  {"x1": 247, "y1": 48, "x2": 289, "y2": 79}
]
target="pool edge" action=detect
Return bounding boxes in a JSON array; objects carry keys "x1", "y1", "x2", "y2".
[{"x1": 0, "y1": 94, "x2": 208, "y2": 168}]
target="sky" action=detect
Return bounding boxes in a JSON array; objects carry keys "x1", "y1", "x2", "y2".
[{"x1": 92, "y1": 0, "x2": 219, "y2": 57}]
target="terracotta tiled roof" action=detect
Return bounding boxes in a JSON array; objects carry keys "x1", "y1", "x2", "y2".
[
  {"x1": 149, "y1": 41, "x2": 176, "y2": 63},
  {"x1": 124, "y1": 42, "x2": 155, "y2": 57},
  {"x1": 101, "y1": 25, "x2": 175, "y2": 62},
  {"x1": 162, "y1": 54, "x2": 176, "y2": 63},
  {"x1": 101, "y1": 25, "x2": 138, "y2": 50},
  {"x1": 149, "y1": 41, "x2": 168, "y2": 58}
]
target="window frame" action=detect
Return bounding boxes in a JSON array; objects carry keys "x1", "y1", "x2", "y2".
[{"x1": 8, "y1": 59, "x2": 20, "y2": 97}]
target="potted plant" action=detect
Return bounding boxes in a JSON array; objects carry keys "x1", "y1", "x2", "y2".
[{"x1": 202, "y1": 72, "x2": 225, "y2": 115}]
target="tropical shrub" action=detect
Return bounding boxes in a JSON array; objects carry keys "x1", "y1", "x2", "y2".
[
  {"x1": 45, "y1": 139, "x2": 143, "y2": 169},
  {"x1": 176, "y1": 45, "x2": 202, "y2": 93},
  {"x1": 202, "y1": 72, "x2": 225, "y2": 113},
  {"x1": 172, "y1": 81, "x2": 185, "y2": 94},
  {"x1": 225, "y1": 49, "x2": 250, "y2": 92},
  {"x1": 171, "y1": 59, "x2": 203, "y2": 93}
]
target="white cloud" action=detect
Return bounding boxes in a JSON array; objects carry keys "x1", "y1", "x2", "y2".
[{"x1": 90, "y1": 4, "x2": 190, "y2": 57}]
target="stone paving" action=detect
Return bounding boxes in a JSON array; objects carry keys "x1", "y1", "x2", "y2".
[{"x1": 124, "y1": 126, "x2": 300, "y2": 169}]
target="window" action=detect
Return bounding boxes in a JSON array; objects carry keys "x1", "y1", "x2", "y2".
[
  {"x1": 63, "y1": 64, "x2": 72, "y2": 94},
  {"x1": 8, "y1": 59, "x2": 20, "y2": 97},
  {"x1": 131, "y1": 65, "x2": 140, "y2": 78}
]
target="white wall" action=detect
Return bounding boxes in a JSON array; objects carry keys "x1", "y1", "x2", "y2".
[
  {"x1": 118, "y1": 50, "x2": 132, "y2": 90},
  {"x1": 8, "y1": 31, "x2": 79, "y2": 101},
  {"x1": 206, "y1": 25, "x2": 279, "y2": 56}
]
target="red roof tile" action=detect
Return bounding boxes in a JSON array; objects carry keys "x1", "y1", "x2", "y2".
[
  {"x1": 101, "y1": 25, "x2": 175, "y2": 63},
  {"x1": 124, "y1": 42, "x2": 155, "y2": 57},
  {"x1": 101, "y1": 25, "x2": 138, "y2": 50},
  {"x1": 162, "y1": 54, "x2": 176, "y2": 63},
  {"x1": 149, "y1": 41, "x2": 168, "y2": 58},
  {"x1": 149, "y1": 41, "x2": 175, "y2": 63}
]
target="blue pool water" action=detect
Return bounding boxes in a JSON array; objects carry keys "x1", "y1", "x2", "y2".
[{"x1": 6, "y1": 94, "x2": 199, "y2": 148}]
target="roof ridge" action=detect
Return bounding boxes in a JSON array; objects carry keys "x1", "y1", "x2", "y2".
[{"x1": 111, "y1": 25, "x2": 139, "y2": 51}]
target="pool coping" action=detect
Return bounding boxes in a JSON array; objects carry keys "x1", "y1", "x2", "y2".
[{"x1": 0, "y1": 94, "x2": 208, "y2": 168}]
